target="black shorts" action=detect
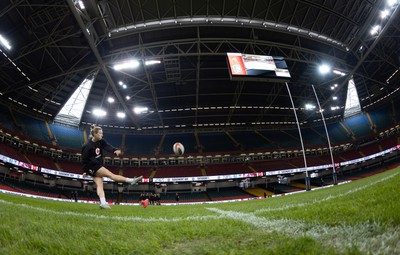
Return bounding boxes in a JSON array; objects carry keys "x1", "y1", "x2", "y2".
[{"x1": 82, "y1": 163, "x2": 102, "y2": 177}]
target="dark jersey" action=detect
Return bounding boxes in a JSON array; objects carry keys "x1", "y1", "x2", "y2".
[{"x1": 81, "y1": 139, "x2": 117, "y2": 175}]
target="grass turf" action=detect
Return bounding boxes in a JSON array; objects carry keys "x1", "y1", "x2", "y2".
[{"x1": 0, "y1": 167, "x2": 399, "y2": 254}]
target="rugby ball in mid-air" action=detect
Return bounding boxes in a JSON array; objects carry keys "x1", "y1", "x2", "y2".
[{"x1": 173, "y1": 142, "x2": 185, "y2": 156}]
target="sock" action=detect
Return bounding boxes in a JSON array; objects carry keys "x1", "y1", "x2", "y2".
[
  {"x1": 125, "y1": 178, "x2": 133, "y2": 183},
  {"x1": 100, "y1": 197, "x2": 107, "y2": 204}
]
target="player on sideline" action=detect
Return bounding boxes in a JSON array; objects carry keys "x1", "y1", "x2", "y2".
[{"x1": 81, "y1": 125, "x2": 142, "y2": 209}]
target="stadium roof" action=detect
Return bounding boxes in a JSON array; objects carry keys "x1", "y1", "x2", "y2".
[{"x1": 0, "y1": 0, "x2": 399, "y2": 133}]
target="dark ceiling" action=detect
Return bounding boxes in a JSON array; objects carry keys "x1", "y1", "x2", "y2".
[{"x1": 0, "y1": 0, "x2": 399, "y2": 133}]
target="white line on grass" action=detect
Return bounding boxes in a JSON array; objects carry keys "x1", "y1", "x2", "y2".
[
  {"x1": 254, "y1": 171, "x2": 400, "y2": 214},
  {"x1": 0, "y1": 199, "x2": 224, "y2": 222},
  {"x1": 206, "y1": 207, "x2": 400, "y2": 254}
]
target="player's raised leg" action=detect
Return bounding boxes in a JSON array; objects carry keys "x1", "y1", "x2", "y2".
[{"x1": 96, "y1": 167, "x2": 142, "y2": 185}]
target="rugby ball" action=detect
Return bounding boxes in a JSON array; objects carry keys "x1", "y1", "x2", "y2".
[{"x1": 173, "y1": 142, "x2": 185, "y2": 156}]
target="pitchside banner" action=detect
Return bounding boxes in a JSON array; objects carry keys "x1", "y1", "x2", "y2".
[
  {"x1": 0, "y1": 154, "x2": 40, "y2": 171},
  {"x1": 143, "y1": 172, "x2": 264, "y2": 183}
]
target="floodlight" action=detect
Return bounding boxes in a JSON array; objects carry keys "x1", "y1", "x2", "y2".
[
  {"x1": 319, "y1": 64, "x2": 331, "y2": 74},
  {"x1": 116, "y1": 112, "x2": 126, "y2": 118},
  {"x1": 113, "y1": 60, "x2": 140, "y2": 70},
  {"x1": 305, "y1": 104, "x2": 316, "y2": 110},
  {"x1": 93, "y1": 108, "x2": 106, "y2": 117},
  {"x1": 370, "y1": 25, "x2": 381, "y2": 35},
  {"x1": 333, "y1": 70, "x2": 346, "y2": 76},
  {"x1": 381, "y1": 9, "x2": 390, "y2": 19},
  {"x1": 77, "y1": 0, "x2": 85, "y2": 9},
  {"x1": 387, "y1": 0, "x2": 398, "y2": 7},
  {"x1": 145, "y1": 60, "x2": 161, "y2": 65},
  {"x1": 332, "y1": 96, "x2": 338, "y2": 100},
  {"x1": 126, "y1": 96, "x2": 131, "y2": 100},
  {"x1": 133, "y1": 106, "x2": 148, "y2": 114},
  {"x1": 0, "y1": 34, "x2": 11, "y2": 50},
  {"x1": 107, "y1": 97, "x2": 115, "y2": 103}
]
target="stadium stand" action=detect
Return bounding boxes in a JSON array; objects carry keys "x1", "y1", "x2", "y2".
[
  {"x1": 205, "y1": 163, "x2": 250, "y2": 175},
  {"x1": 156, "y1": 192, "x2": 209, "y2": 203},
  {"x1": 101, "y1": 133, "x2": 123, "y2": 149},
  {"x1": 380, "y1": 135, "x2": 397, "y2": 149},
  {"x1": 265, "y1": 183, "x2": 302, "y2": 194},
  {"x1": 50, "y1": 123, "x2": 84, "y2": 150},
  {"x1": 326, "y1": 122, "x2": 351, "y2": 144},
  {"x1": 226, "y1": 131, "x2": 269, "y2": 151},
  {"x1": 0, "y1": 143, "x2": 27, "y2": 162},
  {"x1": 124, "y1": 134, "x2": 161, "y2": 155},
  {"x1": 198, "y1": 132, "x2": 238, "y2": 152},
  {"x1": 26, "y1": 153, "x2": 57, "y2": 170},
  {"x1": 251, "y1": 159, "x2": 295, "y2": 172},
  {"x1": 13, "y1": 112, "x2": 50, "y2": 142},
  {"x1": 207, "y1": 187, "x2": 254, "y2": 201},
  {"x1": 298, "y1": 127, "x2": 329, "y2": 147},
  {"x1": 57, "y1": 160, "x2": 82, "y2": 174},
  {"x1": 123, "y1": 167, "x2": 154, "y2": 178},
  {"x1": 343, "y1": 114, "x2": 374, "y2": 138},
  {"x1": 245, "y1": 187, "x2": 274, "y2": 197},
  {"x1": 369, "y1": 105, "x2": 393, "y2": 132},
  {"x1": 359, "y1": 143, "x2": 380, "y2": 156},
  {"x1": 0, "y1": 105, "x2": 17, "y2": 131},
  {"x1": 257, "y1": 130, "x2": 299, "y2": 149},
  {"x1": 339, "y1": 150, "x2": 363, "y2": 161},
  {"x1": 154, "y1": 165, "x2": 203, "y2": 178}
]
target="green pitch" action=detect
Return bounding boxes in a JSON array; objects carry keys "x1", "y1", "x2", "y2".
[{"x1": 1, "y1": 167, "x2": 399, "y2": 255}]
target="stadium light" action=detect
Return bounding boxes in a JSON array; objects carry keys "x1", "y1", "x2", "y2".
[
  {"x1": 107, "y1": 97, "x2": 115, "y2": 103},
  {"x1": 113, "y1": 60, "x2": 140, "y2": 70},
  {"x1": 370, "y1": 25, "x2": 381, "y2": 35},
  {"x1": 93, "y1": 108, "x2": 107, "y2": 117},
  {"x1": 332, "y1": 70, "x2": 346, "y2": 76},
  {"x1": 381, "y1": 9, "x2": 390, "y2": 19},
  {"x1": 305, "y1": 104, "x2": 316, "y2": 110},
  {"x1": 77, "y1": 0, "x2": 85, "y2": 9},
  {"x1": 0, "y1": 34, "x2": 11, "y2": 50},
  {"x1": 118, "y1": 81, "x2": 128, "y2": 89},
  {"x1": 145, "y1": 60, "x2": 161, "y2": 65},
  {"x1": 387, "y1": 0, "x2": 398, "y2": 7},
  {"x1": 319, "y1": 64, "x2": 331, "y2": 74},
  {"x1": 133, "y1": 106, "x2": 148, "y2": 114},
  {"x1": 116, "y1": 112, "x2": 126, "y2": 118}
]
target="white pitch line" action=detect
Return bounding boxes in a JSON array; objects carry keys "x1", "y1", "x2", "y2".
[
  {"x1": 206, "y1": 207, "x2": 400, "y2": 254},
  {"x1": 254, "y1": 171, "x2": 400, "y2": 214},
  {"x1": 0, "y1": 199, "x2": 223, "y2": 222}
]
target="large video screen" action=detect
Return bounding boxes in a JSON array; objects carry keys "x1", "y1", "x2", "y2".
[{"x1": 227, "y1": 53, "x2": 291, "y2": 82}]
